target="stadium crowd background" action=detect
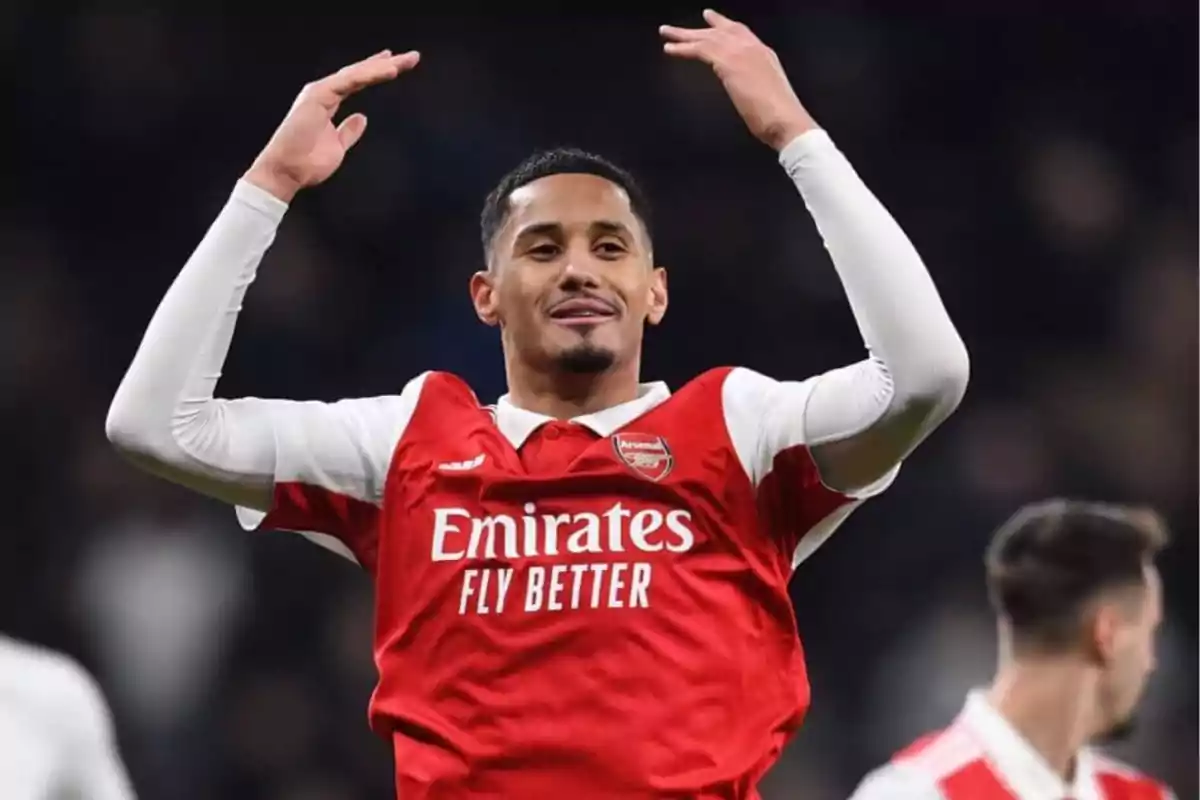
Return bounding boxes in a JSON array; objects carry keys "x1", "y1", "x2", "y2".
[{"x1": 2, "y1": 8, "x2": 1195, "y2": 799}]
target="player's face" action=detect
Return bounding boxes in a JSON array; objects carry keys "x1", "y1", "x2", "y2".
[
  {"x1": 1095, "y1": 564, "x2": 1162, "y2": 742},
  {"x1": 471, "y1": 174, "x2": 667, "y2": 376}
]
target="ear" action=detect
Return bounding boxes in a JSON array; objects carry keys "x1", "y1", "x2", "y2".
[
  {"x1": 646, "y1": 266, "x2": 668, "y2": 326},
  {"x1": 1087, "y1": 601, "x2": 1124, "y2": 667},
  {"x1": 470, "y1": 270, "x2": 500, "y2": 327}
]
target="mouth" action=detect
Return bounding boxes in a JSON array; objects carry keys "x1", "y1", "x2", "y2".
[{"x1": 546, "y1": 297, "x2": 619, "y2": 327}]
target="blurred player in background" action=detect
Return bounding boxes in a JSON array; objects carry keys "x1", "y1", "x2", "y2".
[
  {"x1": 850, "y1": 499, "x2": 1175, "y2": 800},
  {"x1": 0, "y1": 635, "x2": 135, "y2": 799},
  {"x1": 106, "y1": 11, "x2": 968, "y2": 798}
]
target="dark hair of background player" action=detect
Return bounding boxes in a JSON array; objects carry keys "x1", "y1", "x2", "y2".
[{"x1": 984, "y1": 499, "x2": 1169, "y2": 655}]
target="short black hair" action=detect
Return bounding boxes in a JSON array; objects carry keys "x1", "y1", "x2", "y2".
[
  {"x1": 479, "y1": 147, "x2": 652, "y2": 259},
  {"x1": 985, "y1": 499, "x2": 1168, "y2": 653}
]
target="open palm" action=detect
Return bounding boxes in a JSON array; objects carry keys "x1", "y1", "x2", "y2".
[{"x1": 247, "y1": 49, "x2": 420, "y2": 200}]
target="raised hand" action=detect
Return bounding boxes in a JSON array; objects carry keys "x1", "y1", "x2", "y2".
[
  {"x1": 245, "y1": 49, "x2": 420, "y2": 202},
  {"x1": 661, "y1": 10, "x2": 815, "y2": 152}
]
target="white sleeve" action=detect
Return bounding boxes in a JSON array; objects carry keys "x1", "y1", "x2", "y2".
[
  {"x1": 724, "y1": 367, "x2": 897, "y2": 566},
  {"x1": 105, "y1": 180, "x2": 423, "y2": 566},
  {"x1": 847, "y1": 764, "x2": 945, "y2": 800},
  {"x1": 60, "y1": 664, "x2": 136, "y2": 800},
  {"x1": 775, "y1": 130, "x2": 969, "y2": 494}
]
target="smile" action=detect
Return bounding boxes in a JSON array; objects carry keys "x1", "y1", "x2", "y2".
[{"x1": 547, "y1": 298, "x2": 618, "y2": 326}]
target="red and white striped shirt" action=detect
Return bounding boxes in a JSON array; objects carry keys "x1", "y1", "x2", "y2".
[{"x1": 850, "y1": 691, "x2": 1174, "y2": 800}]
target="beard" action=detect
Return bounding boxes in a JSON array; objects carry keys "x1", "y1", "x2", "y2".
[
  {"x1": 554, "y1": 342, "x2": 616, "y2": 374},
  {"x1": 1095, "y1": 713, "x2": 1138, "y2": 744}
]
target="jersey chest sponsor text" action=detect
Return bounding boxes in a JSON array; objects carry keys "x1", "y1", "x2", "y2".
[{"x1": 428, "y1": 501, "x2": 697, "y2": 617}]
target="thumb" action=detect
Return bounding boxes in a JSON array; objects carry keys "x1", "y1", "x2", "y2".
[{"x1": 336, "y1": 113, "x2": 368, "y2": 150}]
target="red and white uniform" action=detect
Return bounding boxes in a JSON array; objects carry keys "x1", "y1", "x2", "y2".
[
  {"x1": 238, "y1": 366, "x2": 896, "y2": 795},
  {"x1": 850, "y1": 691, "x2": 1175, "y2": 800},
  {"x1": 107, "y1": 129, "x2": 968, "y2": 797}
]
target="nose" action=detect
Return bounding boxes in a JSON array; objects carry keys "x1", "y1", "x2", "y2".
[{"x1": 558, "y1": 259, "x2": 601, "y2": 290}]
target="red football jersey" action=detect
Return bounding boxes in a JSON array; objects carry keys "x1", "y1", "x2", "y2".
[
  {"x1": 850, "y1": 692, "x2": 1175, "y2": 800},
  {"x1": 238, "y1": 367, "x2": 894, "y2": 798}
]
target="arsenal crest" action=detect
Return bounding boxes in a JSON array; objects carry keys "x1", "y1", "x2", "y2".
[{"x1": 612, "y1": 433, "x2": 674, "y2": 482}]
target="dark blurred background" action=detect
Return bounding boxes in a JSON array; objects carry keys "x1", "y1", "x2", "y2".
[{"x1": 2, "y1": 6, "x2": 1196, "y2": 799}]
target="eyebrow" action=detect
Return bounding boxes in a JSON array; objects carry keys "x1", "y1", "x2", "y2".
[{"x1": 513, "y1": 220, "x2": 634, "y2": 241}]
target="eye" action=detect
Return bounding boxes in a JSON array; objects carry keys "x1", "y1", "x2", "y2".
[
  {"x1": 595, "y1": 240, "x2": 627, "y2": 257},
  {"x1": 527, "y1": 243, "x2": 561, "y2": 260}
]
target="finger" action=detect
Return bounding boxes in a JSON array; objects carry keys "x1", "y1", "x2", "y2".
[
  {"x1": 319, "y1": 50, "x2": 421, "y2": 102},
  {"x1": 331, "y1": 50, "x2": 420, "y2": 95},
  {"x1": 662, "y1": 41, "x2": 710, "y2": 61},
  {"x1": 700, "y1": 9, "x2": 734, "y2": 27},
  {"x1": 659, "y1": 24, "x2": 712, "y2": 42},
  {"x1": 333, "y1": 48, "x2": 397, "y2": 78},
  {"x1": 336, "y1": 113, "x2": 368, "y2": 150},
  {"x1": 389, "y1": 50, "x2": 421, "y2": 73}
]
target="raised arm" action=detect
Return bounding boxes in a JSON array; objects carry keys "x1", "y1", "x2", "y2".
[
  {"x1": 775, "y1": 128, "x2": 967, "y2": 491},
  {"x1": 104, "y1": 181, "x2": 416, "y2": 511},
  {"x1": 664, "y1": 12, "x2": 967, "y2": 496},
  {"x1": 106, "y1": 51, "x2": 424, "y2": 566}
]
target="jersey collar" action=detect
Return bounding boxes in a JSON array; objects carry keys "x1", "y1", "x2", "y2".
[
  {"x1": 959, "y1": 690, "x2": 1100, "y2": 800},
  {"x1": 493, "y1": 382, "x2": 671, "y2": 448}
]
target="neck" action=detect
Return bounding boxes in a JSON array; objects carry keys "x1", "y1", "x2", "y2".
[
  {"x1": 504, "y1": 354, "x2": 642, "y2": 419},
  {"x1": 987, "y1": 657, "x2": 1101, "y2": 780}
]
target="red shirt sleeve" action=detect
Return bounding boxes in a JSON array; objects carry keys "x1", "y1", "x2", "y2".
[{"x1": 721, "y1": 366, "x2": 898, "y2": 567}]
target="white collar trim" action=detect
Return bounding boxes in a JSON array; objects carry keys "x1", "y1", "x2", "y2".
[
  {"x1": 959, "y1": 690, "x2": 1101, "y2": 800},
  {"x1": 492, "y1": 382, "x2": 671, "y2": 448}
]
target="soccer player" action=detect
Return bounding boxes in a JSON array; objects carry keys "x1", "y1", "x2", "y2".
[
  {"x1": 0, "y1": 635, "x2": 136, "y2": 799},
  {"x1": 106, "y1": 12, "x2": 969, "y2": 798},
  {"x1": 849, "y1": 500, "x2": 1175, "y2": 800}
]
